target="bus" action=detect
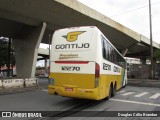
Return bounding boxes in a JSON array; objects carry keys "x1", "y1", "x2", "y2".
[{"x1": 48, "y1": 26, "x2": 127, "y2": 100}]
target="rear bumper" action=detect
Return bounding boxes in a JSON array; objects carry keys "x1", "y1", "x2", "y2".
[{"x1": 48, "y1": 85, "x2": 100, "y2": 100}]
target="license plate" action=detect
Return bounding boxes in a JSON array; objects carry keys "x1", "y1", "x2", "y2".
[{"x1": 65, "y1": 88, "x2": 73, "y2": 92}]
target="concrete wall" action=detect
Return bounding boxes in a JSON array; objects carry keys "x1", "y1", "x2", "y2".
[
  {"x1": 128, "y1": 64, "x2": 160, "y2": 79},
  {"x1": 2, "y1": 79, "x2": 24, "y2": 89},
  {"x1": 25, "y1": 78, "x2": 38, "y2": 87},
  {"x1": 0, "y1": 78, "x2": 38, "y2": 90}
]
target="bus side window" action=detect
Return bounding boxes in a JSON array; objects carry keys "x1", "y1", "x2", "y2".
[
  {"x1": 102, "y1": 36, "x2": 107, "y2": 59},
  {"x1": 102, "y1": 39, "x2": 106, "y2": 58},
  {"x1": 102, "y1": 48, "x2": 106, "y2": 58}
]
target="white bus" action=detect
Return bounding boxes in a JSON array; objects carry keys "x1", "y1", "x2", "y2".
[{"x1": 48, "y1": 26, "x2": 127, "y2": 100}]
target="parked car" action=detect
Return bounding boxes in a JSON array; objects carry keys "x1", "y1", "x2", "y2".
[{"x1": 39, "y1": 73, "x2": 48, "y2": 78}]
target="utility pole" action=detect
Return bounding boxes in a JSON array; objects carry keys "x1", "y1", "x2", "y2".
[
  {"x1": 149, "y1": 0, "x2": 154, "y2": 79},
  {"x1": 11, "y1": 38, "x2": 13, "y2": 77},
  {"x1": 49, "y1": 33, "x2": 51, "y2": 75},
  {"x1": 7, "y1": 38, "x2": 11, "y2": 77}
]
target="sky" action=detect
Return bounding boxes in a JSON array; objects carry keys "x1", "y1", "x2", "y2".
[
  {"x1": 77, "y1": 0, "x2": 160, "y2": 44},
  {"x1": 38, "y1": 0, "x2": 160, "y2": 66}
]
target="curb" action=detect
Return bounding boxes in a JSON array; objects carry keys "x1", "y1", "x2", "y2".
[{"x1": 127, "y1": 79, "x2": 160, "y2": 88}]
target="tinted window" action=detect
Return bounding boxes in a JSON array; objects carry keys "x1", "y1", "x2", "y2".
[{"x1": 101, "y1": 35, "x2": 125, "y2": 67}]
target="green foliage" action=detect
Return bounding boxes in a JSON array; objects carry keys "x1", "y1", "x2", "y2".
[
  {"x1": 0, "y1": 38, "x2": 16, "y2": 68},
  {"x1": 154, "y1": 49, "x2": 160, "y2": 61},
  {"x1": 0, "y1": 39, "x2": 8, "y2": 67}
]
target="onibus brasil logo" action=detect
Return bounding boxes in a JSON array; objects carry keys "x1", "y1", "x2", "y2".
[{"x1": 62, "y1": 31, "x2": 86, "y2": 42}]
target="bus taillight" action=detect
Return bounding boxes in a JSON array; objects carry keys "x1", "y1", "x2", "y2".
[
  {"x1": 95, "y1": 63, "x2": 100, "y2": 88},
  {"x1": 95, "y1": 63, "x2": 100, "y2": 78}
]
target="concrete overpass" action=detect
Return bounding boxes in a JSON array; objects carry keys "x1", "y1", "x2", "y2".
[
  {"x1": 0, "y1": 0, "x2": 159, "y2": 78},
  {"x1": 38, "y1": 48, "x2": 49, "y2": 60}
]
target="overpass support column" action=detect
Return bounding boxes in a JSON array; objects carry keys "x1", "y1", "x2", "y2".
[{"x1": 13, "y1": 22, "x2": 47, "y2": 78}]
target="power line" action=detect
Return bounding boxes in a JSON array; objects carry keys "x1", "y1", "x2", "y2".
[{"x1": 110, "y1": 2, "x2": 160, "y2": 18}]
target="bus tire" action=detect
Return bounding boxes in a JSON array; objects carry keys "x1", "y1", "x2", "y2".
[
  {"x1": 106, "y1": 85, "x2": 112, "y2": 100},
  {"x1": 112, "y1": 83, "x2": 116, "y2": 97}
]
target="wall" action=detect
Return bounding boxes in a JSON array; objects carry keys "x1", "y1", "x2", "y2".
[
  {"x1": 127, "y1": 63, "x2": 160, "y2": 79},
  {"x1": 0, "y1": 78, "x2": 38, "y2": 90}
]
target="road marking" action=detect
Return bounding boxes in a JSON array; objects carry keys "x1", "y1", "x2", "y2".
[
  {"x1": 134, "y1": 92, "x2": 148, "y2": 97},
  {"x1": 110, "y1": 98, "x2": 160, "y2": 107},
  {"x1": 42, "y1": 89, "x2": 48, "y2": 92},
  {"x1": 122, "y1": 92, "x2": 135, "y2": 96},
  {"x1": 149, "y1": 93, "x2": 160, "y2": 99},
  {"x1": 118, "y1": 90, "x2": 126, "y2": 93}
]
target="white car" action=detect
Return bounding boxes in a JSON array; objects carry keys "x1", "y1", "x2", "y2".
[{"x1": 39, "y1": 73, "x2": 48, "y2": 78}]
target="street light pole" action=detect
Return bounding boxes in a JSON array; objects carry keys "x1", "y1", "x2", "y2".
[
  {"x1": 7, "y1": 38, "x2": 11, "y2": 77},
  {"x1": 149, "y1": 0, "x2": 154, "y2": 79},
  {"x1": 49, "y1": 33, "x2": 51, "y2": 75}
]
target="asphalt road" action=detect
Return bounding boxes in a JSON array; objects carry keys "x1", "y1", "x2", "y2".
[{"x1": 0, "y1": 78, "x2": 160, "y2": 120}]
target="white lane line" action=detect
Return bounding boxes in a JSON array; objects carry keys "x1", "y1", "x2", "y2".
[
  {"x1": 110, "y1": 98, "x2": 160, "y2": 107},
  {"x1": 122, "y1": 92, "x2": 135, "y2": 96},
  {"x1": 149, "y1": 93, "x2": 160, "y2": 99},
  {"x1": 42, "y1": 89, "x2": 48, "y2": 92},
  {"x1": 134, "y1": 92, "x2": 149, "y2": 97},
  {"x1": 118, "y1": 90, "x2": 126, "y2": 93}
]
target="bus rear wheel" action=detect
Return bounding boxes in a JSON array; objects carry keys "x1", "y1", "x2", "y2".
[
  {"x1": 106, "y1": 85, "x2": 112, "y2": 100},
  {"x1": 112, "y1": 84, "x2": 116, "y2": 97}
]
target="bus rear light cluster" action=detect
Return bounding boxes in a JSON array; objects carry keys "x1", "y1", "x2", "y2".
[
  {"x1": 95, "y1": 63, "x2": 100, "y2": 78},
  {"x1": 95, "y1": 63, "x2": 100, "y2": 88}
]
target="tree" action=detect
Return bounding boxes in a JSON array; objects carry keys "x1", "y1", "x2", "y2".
[
  {"x1": 0, "y1": 37, "x2": 16, "y2": 73},
  {"x1": 154, "y1": 49, "x2": 160, "y2": 62},
  {"x1": 0, "y1": 38, "x2": 8, "y2": 71}
]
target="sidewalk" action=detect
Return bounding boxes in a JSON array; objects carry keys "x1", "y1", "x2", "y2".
[
  {"x1": 128, "y1": 79, "x2": 160, "y2": 88},
  {"x1": 0, "y1": 86, "x2": 39, "y2": 95}
]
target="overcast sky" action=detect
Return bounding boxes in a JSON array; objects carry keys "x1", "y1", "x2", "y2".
[{"x1": 77, "y1": 0, "x2": 160, "y2": 44}]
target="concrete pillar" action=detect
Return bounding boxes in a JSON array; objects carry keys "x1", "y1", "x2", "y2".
[{"x1": 13, "y1": 22, "x2": 46, "y2": 78}]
